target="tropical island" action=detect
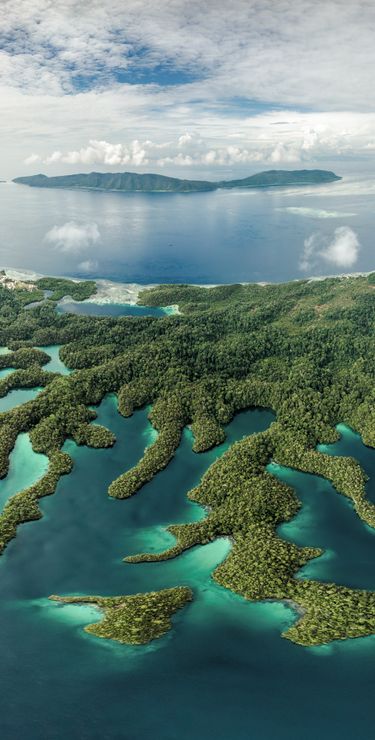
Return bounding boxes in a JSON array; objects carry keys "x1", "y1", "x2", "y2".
[
  {"x1": 13, "y1": 169, "x2": 341, "y2": 193},
  {"x1": 0, "y1": 271, "x2": 374, "y2": 646}
]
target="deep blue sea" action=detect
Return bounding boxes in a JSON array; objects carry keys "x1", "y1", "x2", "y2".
[{"x1": 1, "y1": 173, "x2": 375, "y2": 283}]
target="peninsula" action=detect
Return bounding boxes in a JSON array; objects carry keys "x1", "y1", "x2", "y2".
[{"x1": 13, "y1": 169, "x2": 341, "y2": 193}]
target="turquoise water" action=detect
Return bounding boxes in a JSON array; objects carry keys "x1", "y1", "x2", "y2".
[
  {"x1": 270, "y1": 462, "x2": 375, "y2": 589},
  {"x1": 36, "y1": 344, "x2": 72, "y2": 375},
  {"x1": 57, "y1": 302, "x2": 169, "y2": 318},
  {"x1": 318, "y1": 423, "x2": 375, "y2": 504},
  {"x1": 0, "y1": 347, "x2": 15, "y2": 378},
  {"x1": 269, "y1": 424, "x2": 375, "y2": 589},
  {"x1": 0, "y1": 345, "x2": 70, "y2": 411},
  {"x1": 0, "y1": 386, "x2": 42, "y2": 412},
  {"x1": 0, "y1": 397, "x2": 375, "y2": 738},
  {"x1": 0, "y1": 433, "x2": 48, "y2": 511}
]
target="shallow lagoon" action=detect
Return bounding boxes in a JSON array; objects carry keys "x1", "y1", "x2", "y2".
[
  {"x1": 0, "y1": 433, "x2": 48, "y2": 511},
  {"x1": 57, "y1": 302, "x2": 168, "y2": 318},
  {"x1": 36, "y1": 344, "x2": 72, "y2": 375},
  {"x1": 0, "y1": 391, "x2": 375, "y2": 738},
  {"x1": 0, "y1": 386, "x2": 42, "y2": 412}
]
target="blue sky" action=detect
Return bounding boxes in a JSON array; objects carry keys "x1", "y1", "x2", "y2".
[{"x1": 1, "y1": 0, "x2": 375, "y2": 178}]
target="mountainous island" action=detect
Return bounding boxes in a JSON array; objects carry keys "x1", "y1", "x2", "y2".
[
  {"x1": 13, "y1": 169, "x2": 341, "y2": 193},
  {"x1": 0, "y1": 272, "x2": 374, "y2": 648}
]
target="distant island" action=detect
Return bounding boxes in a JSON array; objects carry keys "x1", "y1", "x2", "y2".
[{"x1": 13, "y1": 169, "x2": 341, "y2": 193}]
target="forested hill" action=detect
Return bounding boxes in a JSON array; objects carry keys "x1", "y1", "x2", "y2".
[{"x1": 12, "y1": 169, "x2": 341, "y2": 193}]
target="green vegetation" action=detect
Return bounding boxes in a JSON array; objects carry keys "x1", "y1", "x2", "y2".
[
  {"x1": 0, "y1": 347, "x2": 50, "y2": 370},
  {"x1": 13, "y1": 172, "x2": 217, "y2": 193},
  {"x1": 219, "y1": 169, "x2": 341, "y2": 189},
  {"x1": 13, "y1": 169, "x2": 340, "y2": 193},
  {"x1": 49, "y1": 587, "x2": 193, "y2": 644},
  {"x1": 35, "y1": 277, "x2": 97, "y2": 302},
  {"x1": 0, "y1": 273, "x2": 374, "y2": 645}
]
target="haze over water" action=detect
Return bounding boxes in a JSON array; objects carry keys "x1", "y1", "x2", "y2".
[{"x1": 1, "y1": 173, "x2": 374, "y2": 284}]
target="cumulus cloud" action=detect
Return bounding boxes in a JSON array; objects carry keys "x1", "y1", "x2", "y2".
[
  {"x1": 321, "y1": 226, "x2": 360, "y2": 267},
  {"x1": 299, "y1": 227, "x2": 360, "y2": 272},
  {"x1": 23, "y1": 129, "x2": 323, "y2": 169},
  {"x1": 19, "y1": 107, "x2": 375, "y2": 175},
  {"x1": 78, "y1": 259, "x2": 99, "y2": 273},
  {"x1": 44, "y1": 221, "x2": 100, "y2": 253},
  {"x1": 24, "y1": 153, "x2": 41, "y2": 165},
  {"x1": 42, "y1": 139, "x2": 149, "y2": 167},
  {"x1": 4, "y1": 2, "x2": 375, "y2": 176},
  {"x1": 269, "y1": 143, "x2": 300, "y2": 164},
  {"x1": 1, "y1": 0, "x2": 375, "y2": 112}
]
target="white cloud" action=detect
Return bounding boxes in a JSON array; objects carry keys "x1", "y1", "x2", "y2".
[
  {"x1": 300, "y1": 226, "x2": 360, "y2": 272},
  {"x1": 269, "y1": 143, "x2": 300, "y2": 163},
  {"x1": 17, "y1": 109, "x2": 375, "y2": 176},
  {"x1": 3, "y1": 2, "x2": 375, "y2": 176},
  {"x1": 321, "y1": 226, "x2": 360, "y2": 267},
  {"x1": 78, "y1": 259, "x2": 99, "y2": 272},
  {"x1": 42, "y1": 139, "x2": 150, "y2": 167},
  {"x1": 178, "y1": 133, "x2": 193, "y2": 148},
  {"x1": 24, "y1": 153, "x2": 41, "y2": 165},
  {"x1": 44, "y1": 221, "x2": 100, "y2": 253},
  {"x1": 1, "y1": 0, "x2": 375, "y2": 112},
  {"x1": 300, "y1": 234, "x2": 318, "y2": 272},
  {"x1": 19, "y1": 127, "x2": 333, "y2": 169}
]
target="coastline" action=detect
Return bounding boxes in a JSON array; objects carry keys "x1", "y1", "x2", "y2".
[{"x1": 1, "y1": 266, "x2": 373, "y2": 314}]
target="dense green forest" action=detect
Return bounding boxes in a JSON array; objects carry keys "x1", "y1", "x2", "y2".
[
  {"x1": 13, "y1": 168, "x2": 340, "y2": 193},
  {"x1": 50, "y1": 588, "x2": 193, "y2": 644},
  {"x1": 0, "y1": 273, "x2": 374, "y2": 645}
]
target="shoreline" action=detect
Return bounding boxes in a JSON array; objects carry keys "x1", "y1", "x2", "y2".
[{"x1": 1, "y1": 266, "x2": 373, "y2": 311}]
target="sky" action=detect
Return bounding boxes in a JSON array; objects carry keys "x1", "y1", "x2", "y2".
[{"x1": 1, "y1": 0, "x2": 375, "y2": 179}]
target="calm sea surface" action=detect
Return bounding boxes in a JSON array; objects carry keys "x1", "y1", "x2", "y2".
[{"x1": 1, "y1": 174, "x2": 375, "y2": 283}]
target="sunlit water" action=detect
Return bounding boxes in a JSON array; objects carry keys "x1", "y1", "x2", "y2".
[{"x1": 1, "y1": 174, "x2": 375, "y2": 283}]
